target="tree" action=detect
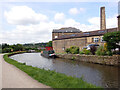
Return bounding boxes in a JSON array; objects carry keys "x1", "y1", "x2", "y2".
[
  {"x1": 12, "y1": 44, "x2": 24, "y2": 51},
  {"x1": 103, "y1": 31, "x2": 120, "y2": 53},
  {"x1": 2, "y1": 43, "x2": 9, "y2": 49},
  {"x1": 46, "y1": 41, "x2": 52, "y2": 47}
]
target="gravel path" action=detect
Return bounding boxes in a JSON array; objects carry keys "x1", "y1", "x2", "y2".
[{"x1": 0, "y1": 54, "x2": 51, "y2": 88}]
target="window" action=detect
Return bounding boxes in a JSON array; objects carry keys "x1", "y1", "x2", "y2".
[
  {"x1": 94, "y1": 38, "x2": 99, "y2": 42},
  {"x1": 84, "y1": 32, "x2": 90, "y2": 35},
  {"x1": 98, "y1": 30, "x2": 105, "y2": 33},
  {"x1": 70, "y1": 34, "x2": 76, "y2": 37},
  {"x1": 55, "y1": 36, "x2": 58, "y2": 38}
]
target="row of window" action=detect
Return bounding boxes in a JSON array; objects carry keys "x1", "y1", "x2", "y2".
[
  {"x1": 93, "y1": 37, "x2": 104, "y2": 42},
  {"x1": 54, "y1": 35, "x2": 104, "y2": 43}
]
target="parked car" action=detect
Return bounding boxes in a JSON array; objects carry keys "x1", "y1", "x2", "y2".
[{"x1": 83, "y1": 44, "x2": 99, "y2": 50}]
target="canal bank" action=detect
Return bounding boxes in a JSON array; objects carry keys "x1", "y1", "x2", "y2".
[
  {"x1": 56, "y1": 54, "x2": 120, "y2": 66},
  {"x1": 9, "y1": 53, "x2": 120, "y2": 88},
  {"x1": 4, "y1": 52, "x2": 99, "y2": 88},
  {"x1": 1, "y1": 54, "x2": 50, "y2": 88}
]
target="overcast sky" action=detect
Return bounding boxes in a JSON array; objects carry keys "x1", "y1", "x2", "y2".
[{"x1": 0, "y1": 0, "x2": 119, "y2": 44}]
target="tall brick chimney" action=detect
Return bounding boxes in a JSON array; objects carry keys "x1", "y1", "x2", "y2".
[
  {"x1": 118, "y1": 15, "x2": 120, "y2": 31},
  {"x1": 100, "y1": 7, "x2": 106, "y2": 30}
]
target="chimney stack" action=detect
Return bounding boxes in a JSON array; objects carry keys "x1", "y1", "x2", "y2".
[
  {"x1": 100, "y1": 7, "x2": 106, "y2": 30},
  {"x1": 117, "y1": 15, "x2": 120, "y2": 31}
]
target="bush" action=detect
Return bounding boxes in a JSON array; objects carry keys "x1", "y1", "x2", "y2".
[
  {"x1": 2, "y1": 48, "x2": 13, "y2": 53},
  {"x1": 95, "y1": 46, "x2": 106, "y2": 56},
  {"x1": 80, "y1": 49, "x2": 91, "y2": 55},
  {"x1": 79, "y1": 51, "x2": 84, "y2": 54},
  {"x1": 96, "y1": 45, "x2": 113, "y2": 56},
  {"x1": 84, "y1": 49, "x2": 91, "y2": 55},
  {"x1": 65, "y1": 48, "x2": 70, "y2": 53},
  {"x1": 106, "y1": 51, "x2": 113, "y2": 56},
  {"x1": 65, "y1": 46, "x2": 79, "y2": 54}
]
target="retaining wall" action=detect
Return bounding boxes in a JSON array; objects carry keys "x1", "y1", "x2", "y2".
[{"x1": 56, "y1": 54, "x2": 120, "y2": 66}]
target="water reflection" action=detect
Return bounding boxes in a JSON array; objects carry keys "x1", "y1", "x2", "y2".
[{"x1": 10, "y1": 53, "x2": 119, "y2": 88}]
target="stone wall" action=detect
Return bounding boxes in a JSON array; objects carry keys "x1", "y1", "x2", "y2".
[
  {"x1": 53, "y1": 35, "x2": 104, "y2": 53},
  {"x1": 53, "y1": 38, "x2": 86, "y2": 53},
  {"x1": 57, "y1": 54, "x2": 120, "y2": 66}
]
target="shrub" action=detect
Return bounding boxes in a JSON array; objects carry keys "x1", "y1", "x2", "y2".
[
  {"x1": 95, "y1": 46, "x2": 106, "y2": 56},
  {"x1": 66, "y1": 46, "x2": 79, "y2": 54},
  {"x1": 2, "y1": 48, "x2": 13, "y2": 53},
  {"x1": 82, "y1": 49, "x2": 91, "y2": 55},
  {"x1": 79, "y1": 51, "x2": 84, "y2": 54},
  {"x1": 96, "y1": 45, "x2": 113, "y2": 56},
  {"x1": 106, "y1": 51, "x2": 113, "y2": 56},
  {"x1": 65, "y1": 48, "x2": 70, "y2": 53},
  {"x1": 84, "y1": 49, "x2": 91, "y2": 55}
]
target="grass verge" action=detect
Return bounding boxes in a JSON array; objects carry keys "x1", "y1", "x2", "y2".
[{"x1": 3, "y1": 52, "x2": 101, "y2": 88}]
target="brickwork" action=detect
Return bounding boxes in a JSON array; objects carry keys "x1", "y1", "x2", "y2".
[
  {"x1": 52, "y1": 32, "x2": 80, "y2": 40},
  {"x1": 100, "y1": 7, "x2": 106, "y2": 30},
  {"x1": 53, "y1": 35, "x2": 105, "y2": 53},
  {"x1": 118, "y1": 15, "x2": 120, "y2": 31}
]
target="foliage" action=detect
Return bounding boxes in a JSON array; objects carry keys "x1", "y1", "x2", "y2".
[
  {"x1": 2, "y1": 48, "x2": 13, "y2": 53},
  {"x1": 65, "y1": 46, "x2": 79, "y2": 54},
  {"x1": 95, "y1": 46, "x2": 106, "y2": 56},
  {"x1": 106, "y1": 51, "x2": 113, "y2": 56},
  {"x1": 79, "y1": 51, "x2": 84, "y2": 54},
  {"x1": 95, "y1": 46, "x2": 113, "y2": 56},
  {"x1": 3, "y1": 53, "x2": 100, "y2": 88},
  {"x1": 65, "y1": 48, "x2": 70, "y2": 53},
  {"x1": 46, "y1": 41, "x2": 52, "y2": 47},
  {"x1": 103, "y1": 31, "x2": 120, "y2": 52},
  {"x1": 82, "y1": 49, "x2": 91, "y2": 55}
]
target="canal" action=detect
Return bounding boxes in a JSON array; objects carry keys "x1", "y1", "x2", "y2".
[{"x1": 9, "y1": 53, "x2": 119, "y2": 88}]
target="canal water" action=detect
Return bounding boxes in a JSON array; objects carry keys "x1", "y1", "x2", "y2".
[{"x1": 9, "y1": 53, "x2": 119, "y2": 88}]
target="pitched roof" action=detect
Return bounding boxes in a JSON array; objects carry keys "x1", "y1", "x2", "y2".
[
  {"x1": 52, "y1": 27, "x2": 81, "y2": 33},
  {"x1": 53, "y1": 28, "x2": 117, "y2": 40}
]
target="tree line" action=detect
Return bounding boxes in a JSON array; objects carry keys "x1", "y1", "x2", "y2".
[{"x1": 1, "y1": 41, "x2": 52, "y2": 53}]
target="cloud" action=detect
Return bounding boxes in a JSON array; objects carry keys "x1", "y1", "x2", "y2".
[
  {"x1": 4, "y1": 6, "x2": 48, "y2": 25},
  {"x1": 69, "y1": 8, "x2": 79, "y2": 15},
  {"x1": 69, "y1": 8, "x2": 85, "y2": 15},
  {"x1": 88, "y1": 17, "x2": 100, "y2": 26},
  {"x1": 88, "y1": 14, "x2": 117, "y2": 29},
  {"x1": 1, "y1": 5, "x2": 117, "y2": 44},
  {"x1": 54, "y1": 13, "x2": 65, "y2": 22}
]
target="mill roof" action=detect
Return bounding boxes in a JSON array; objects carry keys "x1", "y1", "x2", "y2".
[
  {"x1": 53, "y1": 28, "x2": 117, "y2": 40},
  {"x1": 52, "y1": 27, "x2": 81, "y2": 33}
]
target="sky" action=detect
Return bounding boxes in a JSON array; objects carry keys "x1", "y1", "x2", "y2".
[{"x1": 0, "y1": 0, "x2": 119, "y2": 44}]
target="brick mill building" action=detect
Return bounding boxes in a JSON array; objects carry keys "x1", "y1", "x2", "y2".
[{"x1": 52, "y1": 7, "x2": 120, "y2": 53}]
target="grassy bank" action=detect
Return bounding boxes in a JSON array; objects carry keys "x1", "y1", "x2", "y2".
[{"x1": 3, "y1": 53, "x2": 101, "y2": 88}]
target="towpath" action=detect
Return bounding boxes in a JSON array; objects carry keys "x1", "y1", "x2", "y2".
[{"x1": 0, "y1": 54, "x2": 50, "y2": 88}]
